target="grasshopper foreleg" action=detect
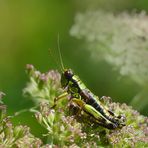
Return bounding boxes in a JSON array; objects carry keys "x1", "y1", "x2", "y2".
[{"x1": 51, "y1": 92, "x2": 68, "y2": 108}]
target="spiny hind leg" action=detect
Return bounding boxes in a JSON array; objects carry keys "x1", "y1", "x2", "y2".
[
  {"x1": 93, "y1": 117, "x2": 118, "y2": 129},
  {"x1": 83, "y1": 104, "x2": 118, "y2": 129},
  {"x1": 70, "y1": 99, "x2": 118, "y2": 129}
]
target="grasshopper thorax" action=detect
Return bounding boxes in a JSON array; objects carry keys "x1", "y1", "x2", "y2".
[{"x1": 61, "y1": 69, "x2": 74, "y2": 88}]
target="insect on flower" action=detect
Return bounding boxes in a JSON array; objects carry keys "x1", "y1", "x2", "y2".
[{"x1": 52, "y1": 37, "x2": 126, "y2": 129}]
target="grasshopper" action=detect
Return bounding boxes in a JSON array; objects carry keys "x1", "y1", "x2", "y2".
[
  {"x1": 52, "y1": 38, "x2": 125, "y2": 129},
  {"x1": 58, "y1": 69, "x2": 125, "y2": 129}
]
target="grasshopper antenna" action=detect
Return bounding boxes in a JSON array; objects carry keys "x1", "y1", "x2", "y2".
[{"x1": 57, "y1": 34, "x2": 65, "y2": 70}]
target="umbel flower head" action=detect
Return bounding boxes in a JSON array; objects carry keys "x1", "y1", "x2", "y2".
[
  {"x1": 23, "y1": 64, "x2": 61, "y2": 105},
  {"x1": 23, "y1": 65, "x2": 148, "y2": 147},
  {"x1": 70, "y1": 10, "x2": 148, "y2": 86},
  {"x1": 0, "y1": 92, "x2": 42, "y2": 147}
]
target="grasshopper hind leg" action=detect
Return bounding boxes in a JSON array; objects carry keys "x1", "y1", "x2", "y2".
[{"x1": 71, "y1": 98, "x2": 119, "y2": 129}]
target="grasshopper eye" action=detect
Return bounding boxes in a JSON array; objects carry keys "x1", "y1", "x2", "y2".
[{"x1": 64, "y1": 69, "x2": 73, "y2": 79}]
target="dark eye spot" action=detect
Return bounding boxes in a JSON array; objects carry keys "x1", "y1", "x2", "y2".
[{"x1": 64, "y1": 69, "x2": 74, "y2": 79}]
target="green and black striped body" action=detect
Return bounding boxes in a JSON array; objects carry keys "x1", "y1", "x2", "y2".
[{"x1": 61, "y1": 69, "x2": 125, "y2": 129}]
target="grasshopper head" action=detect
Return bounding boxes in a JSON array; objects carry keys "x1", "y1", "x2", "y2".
[{"x1": 61, "y1": 69, "x2": 74, "y2": 88}]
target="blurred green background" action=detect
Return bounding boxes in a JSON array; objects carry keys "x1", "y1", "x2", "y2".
[{"x1": 0, "y1": 0, "x2": 148, "y2": 140}]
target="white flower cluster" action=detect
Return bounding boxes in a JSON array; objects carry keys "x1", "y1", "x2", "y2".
[{"x1": 70, "y1": 11, "x2": 148, "y2": 85}]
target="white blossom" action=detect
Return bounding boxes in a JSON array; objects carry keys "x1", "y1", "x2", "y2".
[{"x1": 70, "y1": 11, "x2": 148, "y2": 86}]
